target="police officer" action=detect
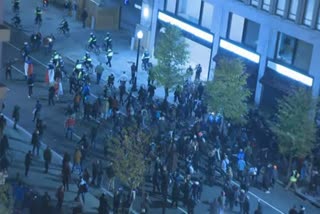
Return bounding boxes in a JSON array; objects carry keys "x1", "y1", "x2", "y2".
[
  {"x1": 106, "y1": 49, "x2": 113, "y2": 67},
  {"x1": 35, "y1": 6, "x2": 42, "y2": 25},
  {"x1": 73, "y1": 60, "x2": 83, "y2": 75},
  {"x1": 104, "y1": 32, "x2": 112, "y2": 51},
  {"x1": 21, "y1": 42, "x2": 30, "y2": 60},
  {"x1": 141, "y1": 50, "x2": 150, "y2": 70},
  {"x1": 83, "y1": 52, "x2": 92, "y2": 69},
  {"x1": 88, "y1": 32, "x2": 97, "y2": 49}
]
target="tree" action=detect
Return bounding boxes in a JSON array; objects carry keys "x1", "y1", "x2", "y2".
[
  {"x1": 270, "y1": 88, "x2": 317, "y2": 175},
  {"x1": 205, "y1": 57, "x2": 251, "y2": 124},
  {"x1": 111, "y1": 125, "x2": 151, "y2": 191},
  {"x1": 152, "y1": 24, "x2": 190, "y2": 98}
]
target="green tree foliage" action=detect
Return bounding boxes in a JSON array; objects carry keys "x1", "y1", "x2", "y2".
[
  {"x1": 206, "y1": 57, "x2": 251, "y2": 124},
  {"x1": 152, "y1": 24, "x2": 190, "y2": 97},
  {"x1": 111, "y1": 125, "x2": 151, "y2": 190},
  {"x1": 270, "y1": 88, "x2": 316, "y2": 162}
]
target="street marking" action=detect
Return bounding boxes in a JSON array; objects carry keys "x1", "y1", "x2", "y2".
[
  {"x1": 6, "y1": 42, "x2": 48, "y2": 67},
  {"x1": 231, "y1": 181, "x2": 285, "y2": 214}
]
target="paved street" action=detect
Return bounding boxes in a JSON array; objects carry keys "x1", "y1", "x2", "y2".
[{"x1": 1, "y1": 0, "x2": 320, "y2": 213}]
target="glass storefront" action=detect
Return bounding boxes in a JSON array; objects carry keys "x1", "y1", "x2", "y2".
[
  {"x1": 185, "y1": 38, "x2": 211, "y2": 81},
  {"x1": 156, "y1": 13, "x2": 214, "y2": 81}
]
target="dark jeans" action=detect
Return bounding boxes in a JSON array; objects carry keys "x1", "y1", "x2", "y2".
[
  {"x1": 32, "y1": 144, "x2": 40, "y2": 156},
  {"x1": 48, "y1": 96, "x2": 55, "y2": 105},
  {"x1": 44, "y1": 160, "x2": 49, "y2": 173},
  {"x1": 25, "y1": 164, "x2": 30, "y2": 176},
  {"x1": 28, "y1": 86, "x2": 33, "y2": 97}
]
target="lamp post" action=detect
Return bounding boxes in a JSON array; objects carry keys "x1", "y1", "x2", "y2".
[{"x1": 133, "y1": 30, "x2": 143, "y2": 91}]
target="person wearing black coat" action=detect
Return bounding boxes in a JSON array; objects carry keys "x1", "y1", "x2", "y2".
[
  {"x1": 98, "y1": 193, "x2": 109, "y2": 214},
  {"x1": 24, "y1": 151, "x2": 32, "y2": 176},
  {"x1": 171, "y1": 181, "x2": 180, "y2": 208}
]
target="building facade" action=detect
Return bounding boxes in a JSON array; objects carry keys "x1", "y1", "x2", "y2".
[{"x1": 144, "y1": 0, "x2": 320, "y2": 107}]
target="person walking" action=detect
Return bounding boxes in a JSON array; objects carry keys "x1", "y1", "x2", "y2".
[
  {"x1": 48, "y1": 85, "x2": 55, "y2": 106},
  {"x1": 130, "y1": 62, "x2": 137, "y2": 84},
  {"x1": 65, "y1": 115, "x2": 75, "y2": 140},
  {"x1": 5, "y1": 60, "x2": 13, "y2": 80},
  {"x1": 285, "y1": 169, "x2": 300, "y2": 191},
  {"x1": 96, "y1": 160, "x2": 103, "y2": 187},
  {"x1": 81, "y1": 8, "x2": 88, "y2": 28},
  {"x1": 72, "y1": 147, "x2": 82, "y2": 174},
  {"x1": 171, "y1": 181, "x2": 179, "y2": 208},
  {"x1": 62, "y1": 160, "x2": 71, "y2": 191},
  {"x1": 27, "y1": 74, "x2": 34, "y2": 98},
  {"x1": 91, "y1": 159, "x2": 99, "y2": 186},
  {"x1": 12, "y1": 105, "x2": 20, "y2": 129},
  {"x1": 31, "y1": 129, "x2": 40, "y2": 156},
  {"x1": 75, "y1": 176, "x2": 88, "y2": 203},
  {"x1": 95, "y1": 63, "x2": 104, "y2": 85},
  {"x1": 24, "y1": 150, "x2": 32, "y2": 176},
  {"x1": 195, "y1": 64, "x2": 202, "y2": 81},
  {"x1": 32, "y1": 100, "x2": 42, "y2": 122},
  {"x1": 43, "y1": 146, "x2": 52, "y2": 173},
  {"x1": 55, "y1": 185, "x2": 64, "y2": 210},
  {"x1": 106, "y1": 48, "x2": 113, "y2": 67},
  {"x1": 98, "y1": 193, "x2": 109, "y2": 214}
]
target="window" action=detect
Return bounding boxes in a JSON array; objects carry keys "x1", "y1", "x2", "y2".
[
  {"x1": 228, "y1": 13, "x2": 260, "y2": 50},
  {"x1": 262, "y1": 0, "x2": 271, "y2": 11},
  {"x1": 276, "y1": 0, "x2": 286, "y2": 16},
  {"x1": 289, "y1": 0, "x2": 299, "y2": 20},
  {"x1": 178, "y1": 0, "x2": 202, "y2": 24},
  {"x1": 243, "y1": 20, "x2": 260, "y2": 49},
  {"x1": 293, "y1": 40, "x2": 313, "y2": 71},
  {"x1": 165, "y1": 0, "x2": 177, "y2": 14},
  {"x1": 228, "y1": 14, "x2": 245, "y2": 43},
  {"x1": 303, "y1": 0, "x2": 315, "y2": 26},
  {"x1": 276, "y1": 33, "x2": 313, "y2": 72},
  {"x1": 251, "y1": 0, "x2": 259, "y2": 7},
  {"x1": 201, "y1": 2, "x2": 214, "y2": 30}
]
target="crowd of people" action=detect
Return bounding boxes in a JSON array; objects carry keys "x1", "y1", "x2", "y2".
[{"x1": 1, "y1": 1, "x2": 320, "y2": 214}]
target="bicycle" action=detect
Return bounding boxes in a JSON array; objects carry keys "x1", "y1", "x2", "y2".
[
  {"x1": 86, "y1": 43, "x2": 100, "y2": 55},
  {"x1": 11, "y1": 16, "x2": 22, "y2": 30},
  {"x1": 57, "y1": 26, "x2": 70, "y2": 37}
]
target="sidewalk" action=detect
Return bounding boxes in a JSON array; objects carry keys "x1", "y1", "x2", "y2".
[{"x1": 3, "y1": 116, "x2": 100, "y2": 213}]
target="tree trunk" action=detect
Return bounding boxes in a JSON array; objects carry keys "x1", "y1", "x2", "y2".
[
  {"x1": 287, "y1": 154, "x2": 293, "y2": 178},
  {"x1": 164, "y1": 87, "x2": 169, "y2": 99}
]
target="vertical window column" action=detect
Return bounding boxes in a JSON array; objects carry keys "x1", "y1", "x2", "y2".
[
  {"x1": 288, "y1": 0, "x2": 299, "y2": 21},
  {"x1": 311, "y1": 0, "x2": 320, "y2": 29}
]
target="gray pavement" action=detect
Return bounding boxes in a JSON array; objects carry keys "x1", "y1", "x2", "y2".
[{"x1": 2, "y1": 0, "x2": 320, "y2": 214}]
